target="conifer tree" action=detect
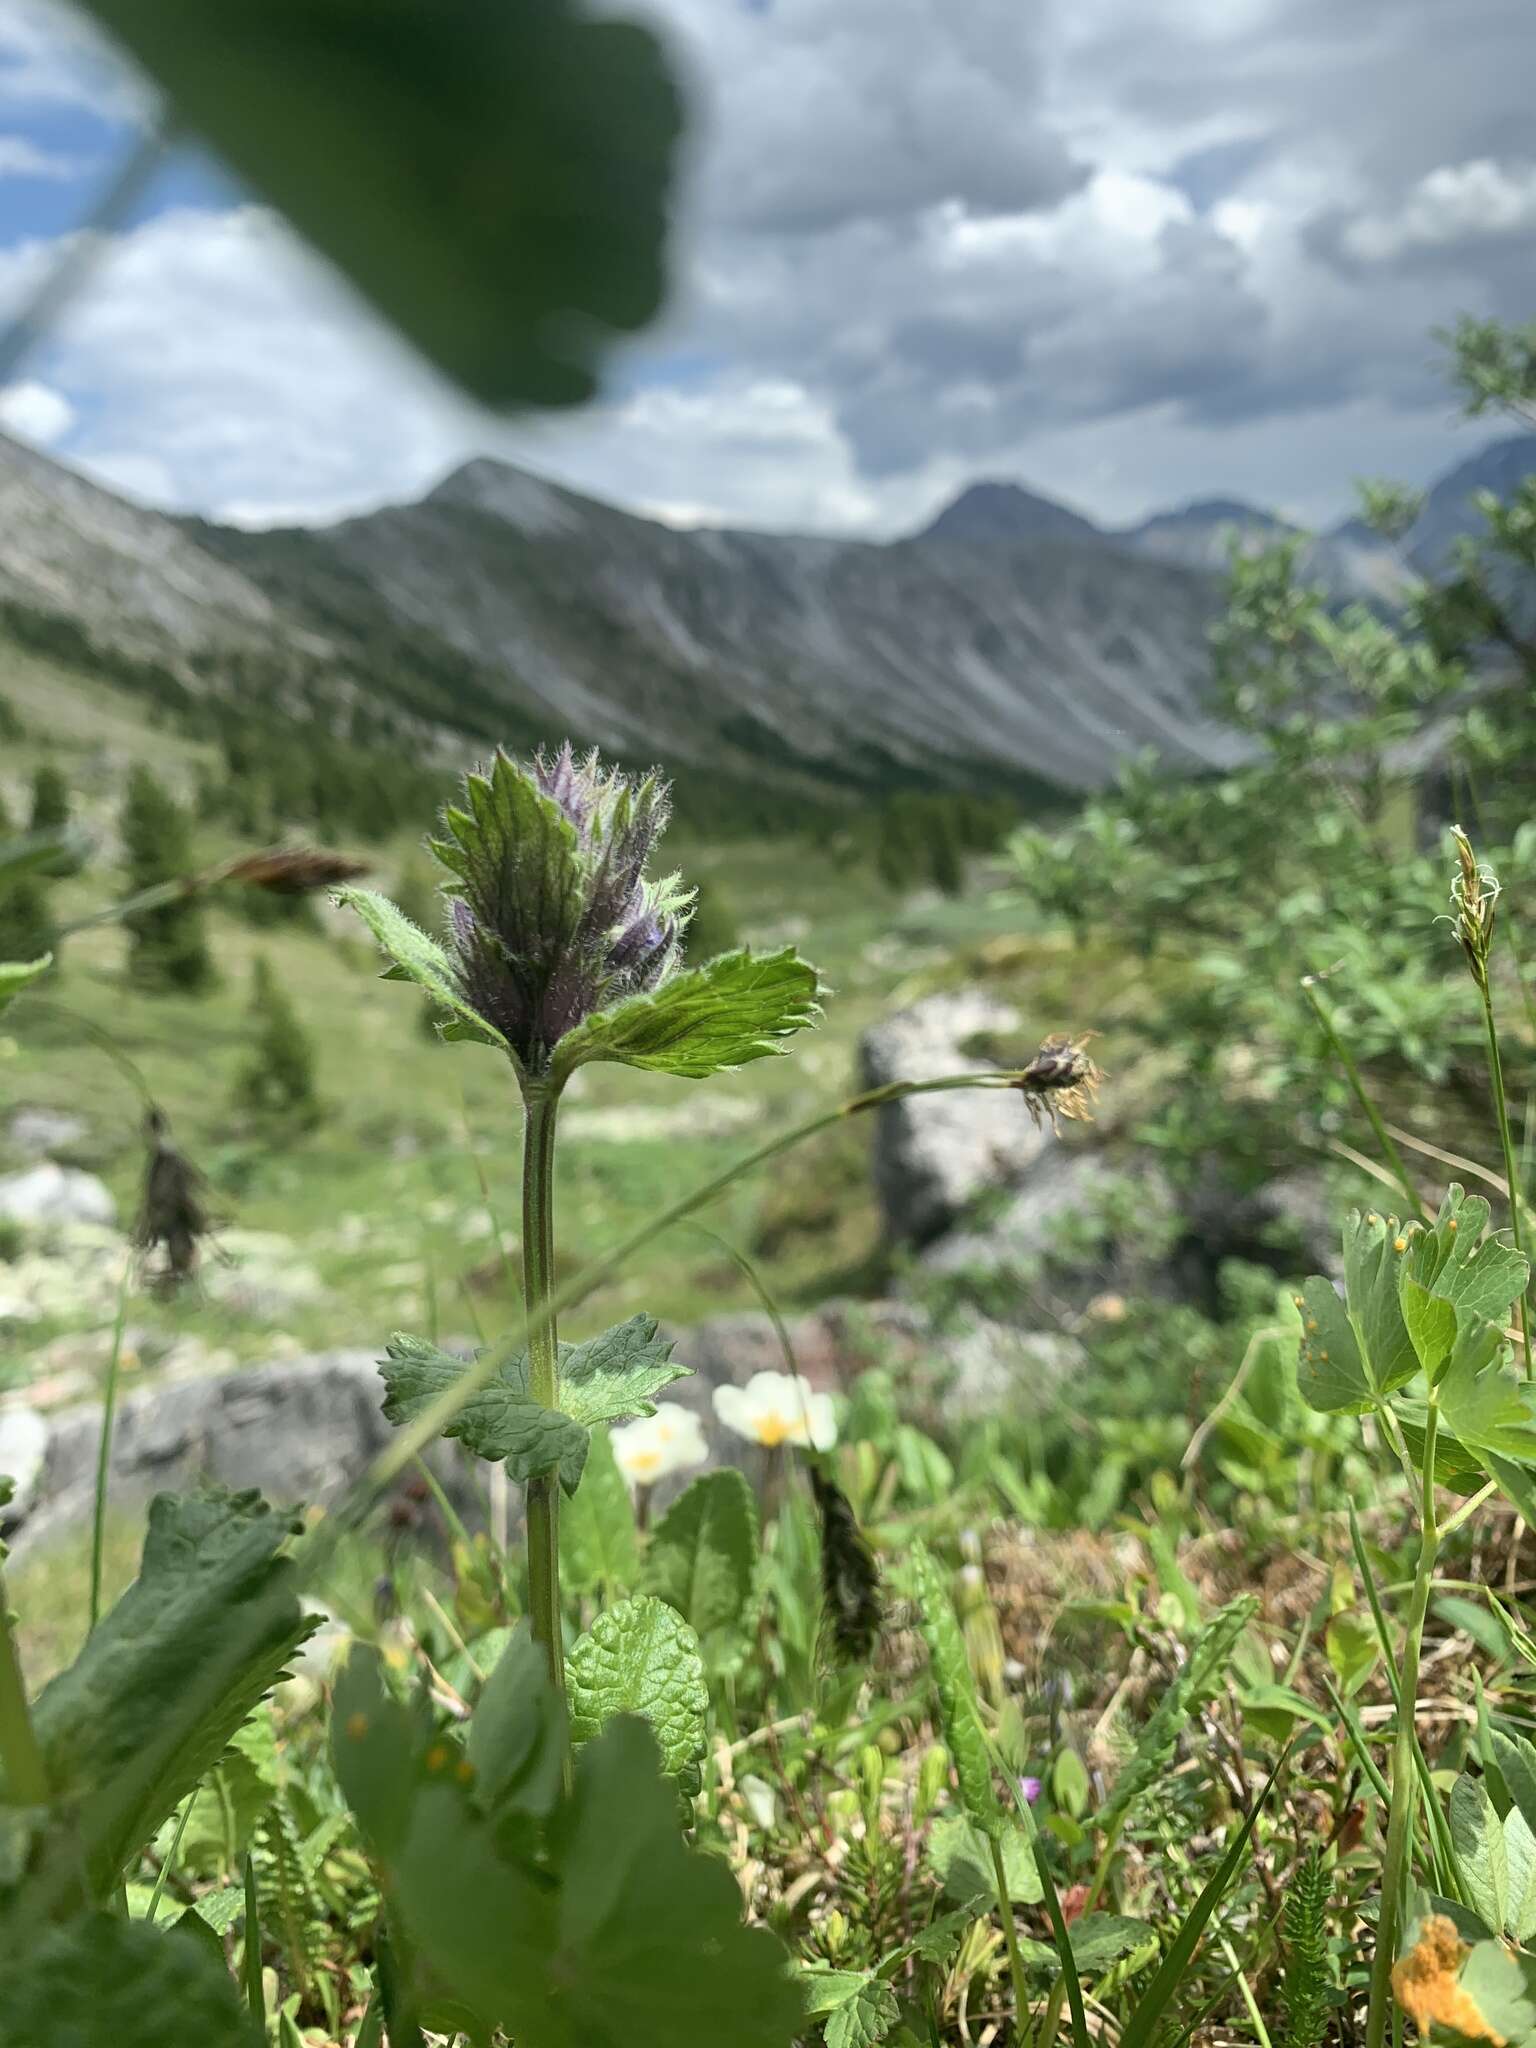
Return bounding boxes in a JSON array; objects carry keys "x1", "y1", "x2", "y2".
[
  {"x1": 237, "y1": 954, "x2": 321, "y2": 1124},
  {"x1": 29, "y1": 760, "x2": 82, "y2": 876},
  {"x1": 119, "y1": 764, "x2": 214, "y2": 991},
  {"x1": 0, "y1": 789, "x2": 55, "y2": 965}
]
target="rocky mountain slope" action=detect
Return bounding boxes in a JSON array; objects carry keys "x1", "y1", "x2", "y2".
[{"x1": 0, "y1": 428, "x2": 1528, "y2": 800}]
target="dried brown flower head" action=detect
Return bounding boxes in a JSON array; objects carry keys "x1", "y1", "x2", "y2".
[
  {"x1": 132, "y1": 1104, "x2": 216, "y2": 1289},
  {"x1": 1392, "y1": 1914, "x2": 1502, "y2": 2043},
  {"x1": 1012, "y1": 1033, "x2": 1102, "y2": 1131},
  {"x1": 222, "y1": 847, "x2": 372, "y2": 895}
]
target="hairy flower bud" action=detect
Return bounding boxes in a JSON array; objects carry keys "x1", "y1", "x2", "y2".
[{"x1": 432, "y1": 745, "x2": 693, "y2": 1076}]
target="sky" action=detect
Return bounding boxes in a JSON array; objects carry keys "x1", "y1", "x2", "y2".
[{"x1": 0, "y1": 0, "x2": 1533, "y2": 537}]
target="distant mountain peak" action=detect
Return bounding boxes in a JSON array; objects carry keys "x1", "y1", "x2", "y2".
[{"x1": 918, "y1": 478, "x2": 1102, "y2": 547}]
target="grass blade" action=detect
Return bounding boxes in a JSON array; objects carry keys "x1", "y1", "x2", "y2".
[{"x1": 242, "y1": 1848, "x2": 264, "y2": 2025}]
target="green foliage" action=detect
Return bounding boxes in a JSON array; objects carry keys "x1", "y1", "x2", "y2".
[
  {"x1": 0, "y1": 790, "x2": 56, "y2": 968},
  {"x1": 28, "y1": 760, "x2": 80, "y2": 875},
  {"x1": 1279, "y1": 1851, "x2": 1332, "y2": 2048},
  {"x1": 21, "y1": 1489, "x2": 311, "y2": 1908},
  {"x1": 549, "y1": 945, "x2": 823, "y2": 1085},
  {"x1": 333, "y1": 1648, "x2": 799, "y2": 2048},
  {"x1": 120, "y1": 762, "x2": 214, "y2": 992},
  {"x1": 905, "y1": 1543, "x2": 998, "y2": 1831},
  {"x1": 640, "y1": 1467, "x2": 759, "y2": 1640},
  {"x1": 560, "y1": 1425, "x2": 642, "y2": 1598},
  {"x1": 927, "y1": 1815, "x2": 1041, "y2": 1905},
  {"x1": 566, "y1": 1593, "x2": 709, "y2": 1791},
  {"x1": 0, "y1": 949, "x2": 51, "y2": 1017},
  {"x1": 380, "y1": 1315, "x2": 688, "y2": 1496},
  {"x1": 236, "y1": 955, "x2": 321, "y2": 1125},
  {"x1": 72, "y1": 0, "x2": 683, "y2": 409},
  {"x1": 339, "y1": 884, "x2": 509, "y2": 1049},
  {"x1": 0, "y1": 1912, "x2": 260, "y2": 2046}
]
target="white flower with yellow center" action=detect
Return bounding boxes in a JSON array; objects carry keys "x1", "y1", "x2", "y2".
[
  {"x1": 608, "y1": 1402, "x2": 708, "y2": 1491},
  {"x1": 712, "y1": 1371, "x2": 837, "y2": 1451}
]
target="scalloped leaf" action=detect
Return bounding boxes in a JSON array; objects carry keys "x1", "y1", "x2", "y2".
[
  {"x1": 380, "y1": 1332, "x2": 590, "y2": 1495},
  {"x1": 550, "y1": 946, "x2": 822, "y2": 1084},
  {"x1": 337, "y1": 887, "x2": 508, "y2": 1052},
  {"x1": 1296, "y1": 1276, "x2": 1371, "y2": 1413},
  {"x1": 567, "y1": 1594, "x2": 709, "y2": 1794},
  {"x1": 558, "y1": 1314, "x2": 689, "y2": 1428},
  {"x1": 0, "y1": 954, "x2": 50, "y2": 1017},
  {"x1": 1436, "y1": 1321, "x2": 1536, "y2": 1463},
  {"x1": 641, "y1": 1467, "x2": 759, "y2": 1639},
  {"x1": 71, "y1": 0, "x2": 683, "y2": 408},
  {"x1": 1342, "y1": 1210, "x2": 1417, "y2": 1394},
  {"x1": 928, "y1": 1815, "x2": 1041, "y2": 1905}
]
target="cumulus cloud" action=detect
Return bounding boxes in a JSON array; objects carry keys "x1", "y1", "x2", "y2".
[
  {"x1": 0, "y1": 0, "x2": 1529, "y2": 534},
  {"x1": 0, "y1": 376, "x2": 74, "y2": 442},
  {"x1": 0, "y1": 131, "x2": 84, "y2": 178}
]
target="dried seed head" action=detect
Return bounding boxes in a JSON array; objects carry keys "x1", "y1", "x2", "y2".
[
  {"x1": 131, "y1": 1104, "x2": 216, "y2": 1291},
  {"x1": 1012, "y1": 1033, "x2": 1102, "y2": 1131},
  {"x1": 809, "y1": 1463, "x2": 882, "y2": 1666},
  {"x1": 222, "y1": 846, "x2": 372, "y2": 895},
  {"x1": 1447, "y1": 824, "x2": 1499, "y2": 992}
]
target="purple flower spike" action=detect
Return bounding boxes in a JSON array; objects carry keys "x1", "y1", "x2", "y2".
[
  {"x1": 1020, "y1": 1776, "x2": 1043, "y2": 1805},
  {"x1": 430, "y1": 746, "x2": 693, "y2": 1075}
]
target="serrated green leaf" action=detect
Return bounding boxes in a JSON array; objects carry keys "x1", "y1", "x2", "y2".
[
  {"x1": 1296, "y1": 1276, "x2": 1371, "y2": 1412},
  {"x1": 0, "y1": 1913, "x2": 260, "y2": 2045},
  {"x1": 338, "y1": 887, "x2": 508, "y2": 1051},
  {"x1": 567, "y1": 1594, "x2": 709, "y2": 1792},
  {"x1": 465, "y1": 1625, "x2": 566, "y2": 1819},
  {"x1": 1451, "y1": 1773, "x2": 1509, "y2": 1935},
  {"x1": 25, "y1": 1489, "x2": 310, "y2": 1905},
  {"x1": 906, "y1": 1544, "x2": 998, "y2": 1831},
  {"x1": 550, "y1": 946, "x2": 822, "y2": 1084},
  {"x1": 641, "y1": 1468, "x2": 759, "y2": 1639},
  {"x1": 70, "y1": 0, "x2": 682, "y2": 409},
  {"x1": 0, "y1": 953, "x2": 50, "y2": 1016},
  {"x1": 561, "y1": 1425, "x2": 641, "y2": 1597},
  {"x1": 558, "y1": 1314, "x2": 689, "y2": 1428},
  {"x1": 380, "y1": 1332, "x2": 590, "y2": 1495},
  {"x1": 192, "y1": 1884, "x2": 248, "y2": 1936},
  {"x1": 927, "y1": 1815, "x2": 1041, "y2": 1904},
  {"x1": 826, "y1": 1978, "x2": 900, "y2": 2048}
]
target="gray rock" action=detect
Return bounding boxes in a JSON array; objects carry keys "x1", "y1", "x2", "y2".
[
  {"x1": 1181, "y1": 1166, "x2": 1341, "y2": 1282},
  {"x1": 0, "y1": 1406, "x2": 48, "y2": 1524},
  {"x1": 0, "y1": 1162, "x2": 117, "y2": 1230},
  {"x1": 860, "y1": 993, "x2": 1050, "y2": 1244},
  {"x1": 934, "y1": 1321, "x2": 1085, "y2": 1419},
  {"x1": 6, "y1": 1108, "x2": 88, "y2": 1158}
]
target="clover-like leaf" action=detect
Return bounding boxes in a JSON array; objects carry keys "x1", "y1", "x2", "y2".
[
  {"x1": 567, "y1": 1594, "x2": 708, "y2": 1792},
  {"x1": 72, "y1": 0, "x2": 683, "y2": 408},
  {"x1": 1296, "y1": 1276, "x2": 1371, "y2": 1413},
  {"x1": 0, "y1": 954, "x2": 50, "y2": 1017},
  {"x1": 380, "y1": 1332, "x2": 590, "y2": 1495},
  {"x1": 559, "y1": 1314, "x2": 689, "y2": 1428},
  {"x1": 1342, "y1": 1210, "x2": 1418, "y2": 1394},
  {"x1": 550, "y1": 946, "x2": 823, "y2": 1085},
  {"x1": 0, "y1": 1914, "x2": 259, "y2": 2047},
  {"x1": 641, "y1": 1467, "x2": 759, "y2": 1640},
  {"x1": 338, "y1": 888, "x2": 509, "y2": 1051},
  {"x1": 1404, "y1": 1187, "x2": 1530, "y2": 1336}
]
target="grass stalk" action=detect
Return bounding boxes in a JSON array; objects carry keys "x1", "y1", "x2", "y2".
[
  {"x1": 1365, "y1": 1399, "x2": 1440, "y2": 2048},
  {"x1": 989, "y1": 1831, "x2": 1035, "y2": 2048},
  {"x1": 1301, "y1": 977, "x2": 1424, "y2": 1220},
  {"x1": 0, "y1": 1556, "x2": 48, "y2": 1805},
  {"x1": 1475, "y1": 980, "x2": 1534, "y2": 1375},
  {"x1": 89, "y1": 1263, "x2": 133, "y2": 1633},
  {"x1": 519, "y1": 1082, "x2": 567, "y2": 1714}
]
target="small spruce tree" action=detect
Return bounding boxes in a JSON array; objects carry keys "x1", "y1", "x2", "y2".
[
  {"x1": 29, "y1": 760, "x2": 82, "y2": 876},
  {"x1": 119, "y1": 764, "x2": 215, "y2": 991},
  {"x1": 237, "y1": 955, "x2": 321, "y2": 1124},
  {"x1": 0, "y1": 789, "x2": 55, "y2": 965}
]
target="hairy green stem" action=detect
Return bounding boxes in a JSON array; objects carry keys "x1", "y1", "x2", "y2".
[
  {"x1": 1365, "y1": 1399, "x2": 1439, "y2": 2048},
  {"x1": 1475, "y1": 982, "x2": 1533, "y2": 1375},
  {"x1": 520, "y1": 1084, "x2": 567, "y2": 1711}
]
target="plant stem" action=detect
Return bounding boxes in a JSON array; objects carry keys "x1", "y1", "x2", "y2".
[
  {"x1": 1475, "y1": 980, "x2": 1533, "y2": 1375},
  {"x1": 990, "y1": 1830, "x2": 1034, "y2": 2048},
  {"x1": 520, "y1": 1083, "x2": 567, "y2": 1711},
  {"x1": 1365, "y1": 1399, "x2": 1439, "y2": 2048},
  {"x1": 1301, "y1": 979, "x2": 1424, "y2": 1221},
  {"x1": 0, "y1": 1556, "x2": 48, "y2": 1805},
  {"x1": 90, "y1": 1264, "x2": 133, "y2": 1633}
]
